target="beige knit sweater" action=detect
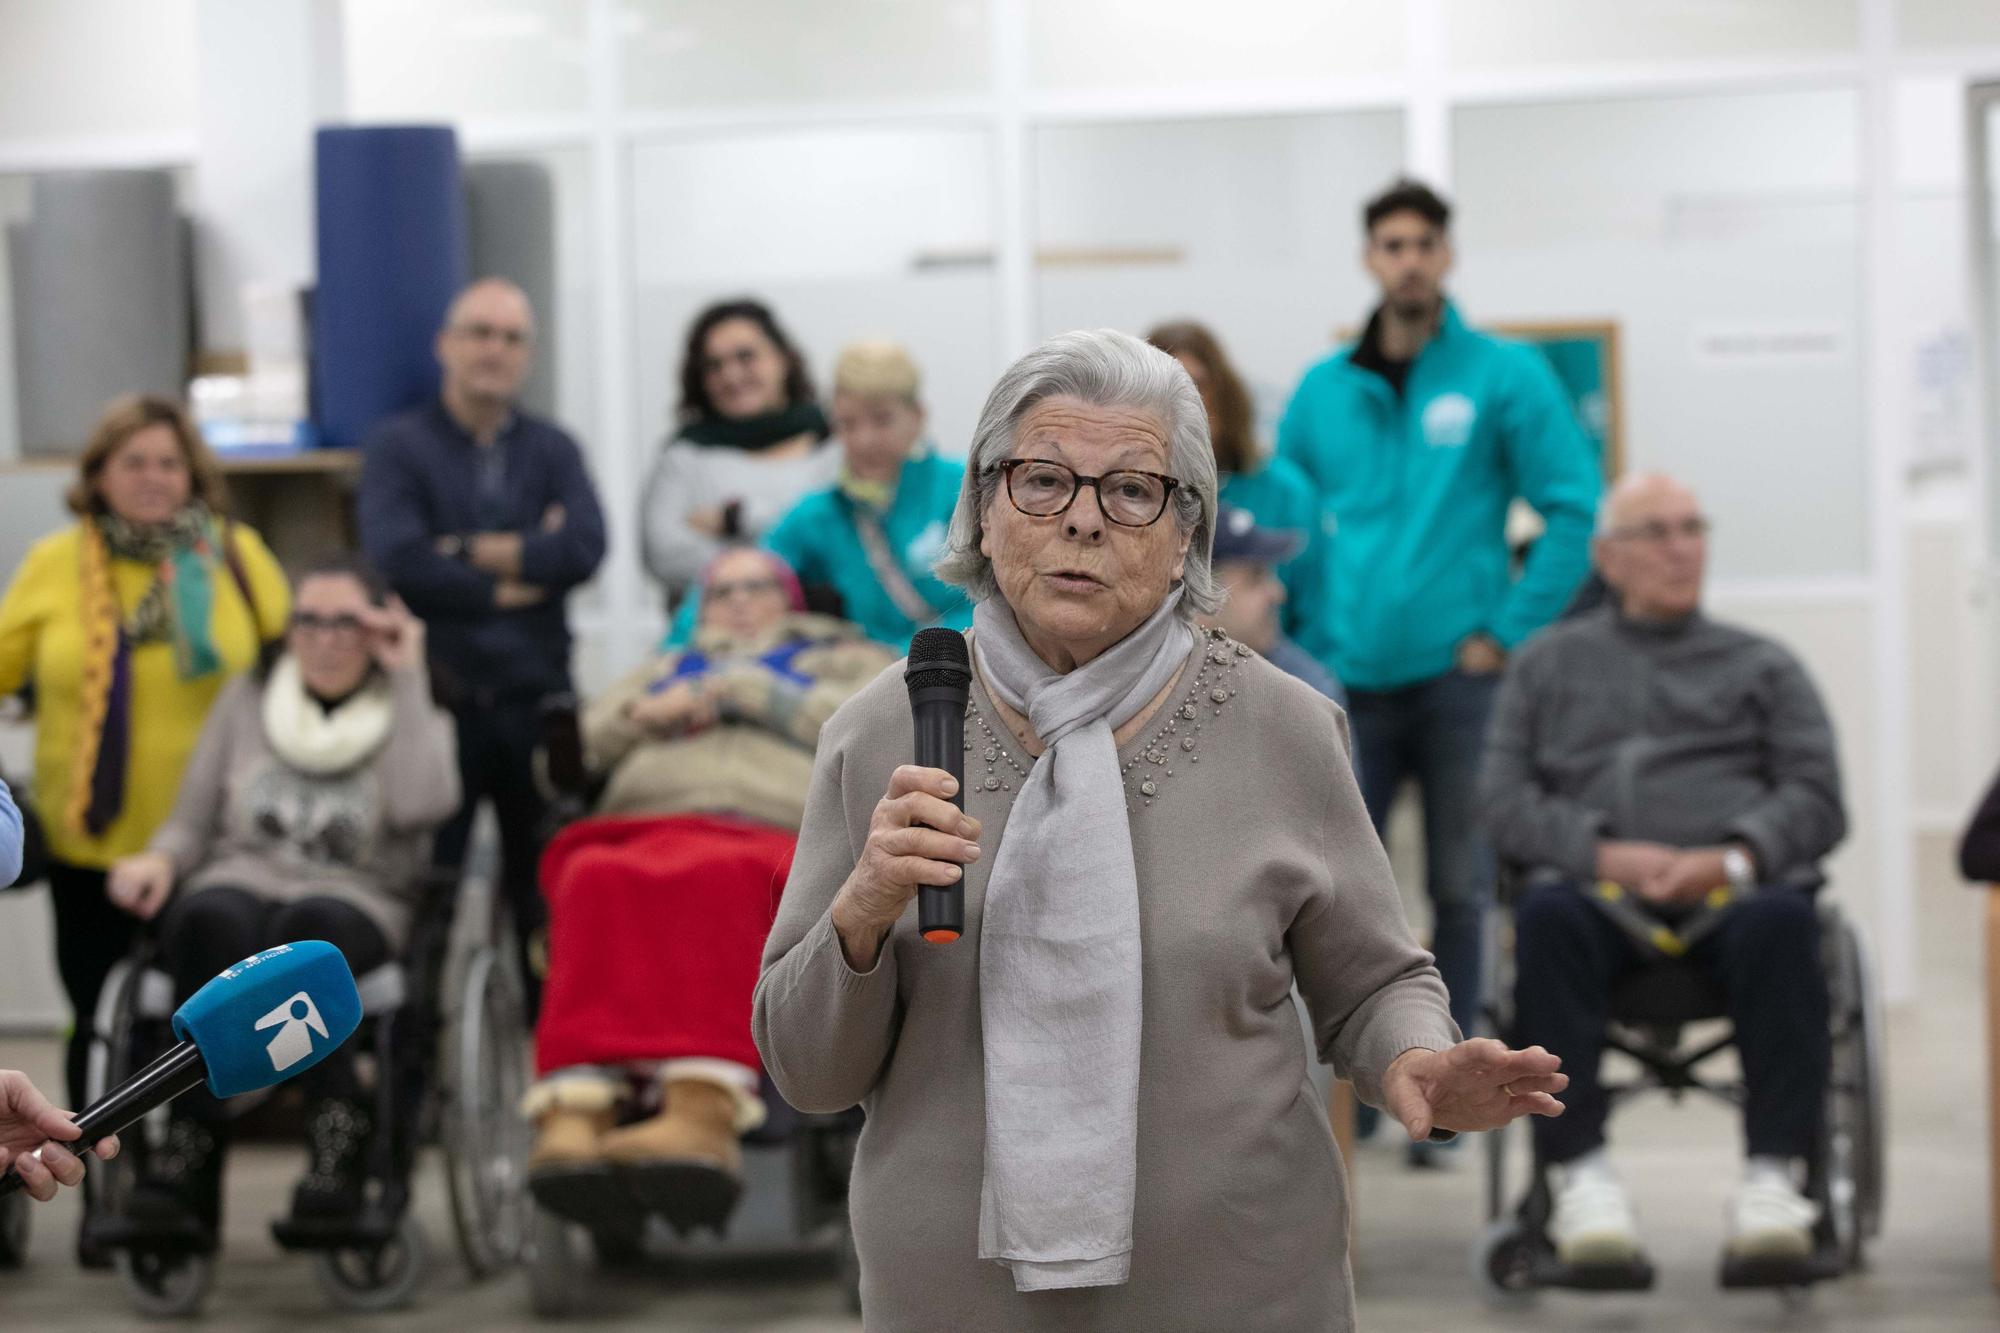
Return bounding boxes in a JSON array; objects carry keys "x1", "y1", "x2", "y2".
[{"x1": 754, "y1": 630, "x2": 1458, "y2": 1331}]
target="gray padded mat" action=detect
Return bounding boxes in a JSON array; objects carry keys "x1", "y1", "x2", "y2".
[
  {"x1": 464, "y1": 159, "x2": 558, "y2": 418},
  {"x1": 8, "y1": 170, "x2": 189, "y2": 455}
]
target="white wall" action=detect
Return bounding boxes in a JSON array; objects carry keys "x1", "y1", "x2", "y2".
[{"x1": 0, "y1": 0, "x2": 199, "y2": 143}]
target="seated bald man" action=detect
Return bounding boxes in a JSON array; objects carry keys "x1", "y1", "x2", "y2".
[{"x1": 1477, "y1": 472, "x2": 1845, "y2": 1271}]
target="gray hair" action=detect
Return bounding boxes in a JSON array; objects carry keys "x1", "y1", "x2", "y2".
[{"x1": 933, "y1": 329, "x2": 1221, "y2": 619}]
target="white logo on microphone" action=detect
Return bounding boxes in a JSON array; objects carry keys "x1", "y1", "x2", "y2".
[{"x1": 254, "y1": 992, "x2": 329, "y2": 1072}]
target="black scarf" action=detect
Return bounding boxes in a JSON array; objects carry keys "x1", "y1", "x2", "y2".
[{"x1": 677, "y1": 401, "x2": 829, "y2": 452}]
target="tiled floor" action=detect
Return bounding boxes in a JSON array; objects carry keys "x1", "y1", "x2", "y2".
[{"x1": 0, "y1": 836, "x2": 1993, "y2": 1331}]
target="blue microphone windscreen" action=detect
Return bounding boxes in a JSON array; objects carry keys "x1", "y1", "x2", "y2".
[{"x1": 171, "y1": 940, "x2": 363, "y2": 1099}]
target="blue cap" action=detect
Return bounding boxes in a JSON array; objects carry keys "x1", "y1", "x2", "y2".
[
  {"x1": 1211, "y1": 504, "x2": 1302, "y2": 565},
  {"x1": 172, "y1": 941, "x2": 363, "y2": 1099}
]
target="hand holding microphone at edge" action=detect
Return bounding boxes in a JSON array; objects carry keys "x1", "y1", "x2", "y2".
[
  {"x1": 0, "y1": 1069, "x2": 119, "y2": 1203},
  {"x1": 0, "y1": 939, "x2": 362, "y2": 1202}
]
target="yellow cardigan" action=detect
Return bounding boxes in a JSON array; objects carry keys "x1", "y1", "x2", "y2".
[{"x1": 0, "y1": 522, "x2": 291, "y2": 869}]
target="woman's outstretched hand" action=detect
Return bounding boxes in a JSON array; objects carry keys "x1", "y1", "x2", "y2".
[{"x1": 1380, "y1": 1038, "x2": 1567, "y2": 1142}]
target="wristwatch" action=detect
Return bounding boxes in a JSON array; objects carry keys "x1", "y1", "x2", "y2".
[
  {"x1": 1721, "y1": 844, "x2": 1756, "y2": 892},
  {"x1": 437, "y1": 533, "x2": 467, "y2": 560}
]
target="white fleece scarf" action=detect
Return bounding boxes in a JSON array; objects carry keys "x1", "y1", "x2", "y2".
[
  {"x1": 971, "y1": 588, "x2": 1197, "y2": 1292},
  {"x1": 261, "y1": 655, "x2": 394, "y2": 776}
]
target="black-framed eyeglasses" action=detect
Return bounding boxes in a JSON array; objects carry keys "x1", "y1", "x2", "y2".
[
  {"x1": 450, "y1": 321, "x2": 530, "y2": 347},
  {"x1": 290, "y1": 611, "x2": 367, "y2": 638},
  {"x1": 1607, "y1": 516, "x2": 1711, "y2": 545},
  {"x1": 706, "y1": 576, "x2": 783, "y2": 603},
  {"x1": 993, "y1": 458, "x2": 1180, "y2": 528}
]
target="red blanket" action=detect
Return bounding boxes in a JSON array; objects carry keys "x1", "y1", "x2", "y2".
[{"x1": 534, "y1": 813, "x2": 795, "y2": 1077}]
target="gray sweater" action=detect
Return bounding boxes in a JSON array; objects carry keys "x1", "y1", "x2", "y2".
[
  {"x1": 754, "y1": 631, "x2": 1457, "y2": 1331},
  {"x1": 1477, "y1": 607, "x2": 1846, "y2": 881}
]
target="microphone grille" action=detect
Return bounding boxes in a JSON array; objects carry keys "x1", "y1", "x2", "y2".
[{"x1": 906, "y1": 627, "x2": 971, "y2": 694}]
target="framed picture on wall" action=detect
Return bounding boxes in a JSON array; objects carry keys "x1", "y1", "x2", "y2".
[{"x1": 1489, "y1": 319, "x2": 1623, "y2": 479}]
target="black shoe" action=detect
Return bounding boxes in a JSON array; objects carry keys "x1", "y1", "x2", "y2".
[
  {"x1": 289, "y1": 1098, "x2": 373, "y2": 1222},
  {"x1": 109, "y1": 1117, "x2": 222, "y2": 1255},
  {"x1": 75, "y1": 1212, "x2": 113, "y2": 1271}
]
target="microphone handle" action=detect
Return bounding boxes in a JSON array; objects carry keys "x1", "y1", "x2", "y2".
[
  {"x1": 0, "y1": 1042, "x2": 207, "y2": 1197},
  {"x1": 912, "y1": 695, "x2": 967, "y2": 944}
]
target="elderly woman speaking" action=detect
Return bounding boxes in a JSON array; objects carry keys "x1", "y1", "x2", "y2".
[{"x1": 754, "y1": 330, "x2": 1565, "y2": 1329}]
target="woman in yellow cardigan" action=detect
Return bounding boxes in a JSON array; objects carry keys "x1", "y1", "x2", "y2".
[{"x1": 0, "y1": 396, "x2": 288, "y2": 1135}]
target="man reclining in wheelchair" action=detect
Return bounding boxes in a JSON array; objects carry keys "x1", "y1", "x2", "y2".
[
  {"x1": 1476, "y1": 472, "x2": 1854, "y2": 1287},
  {"x1": 98, "y1": 553, "x2": 461, "y2": 1252},
  {"x1": 525, "y1": 546, "x2": 892, "y2": 1233}
]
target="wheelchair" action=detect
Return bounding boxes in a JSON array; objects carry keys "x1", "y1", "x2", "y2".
[
  {"x1": 520, "y1": 696, "x2": 863, "y2": 1319},
  {"x1": 82, "y1": 857, "x2": 532, "y2": 1317},
  {"x1": 1472, "y1": 869, "x2": 1886, "y2": 1307}
]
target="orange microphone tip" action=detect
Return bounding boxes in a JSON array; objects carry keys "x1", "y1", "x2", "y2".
[{"x1": 922, "y1": 929, "x2": 961, "y2": 944}]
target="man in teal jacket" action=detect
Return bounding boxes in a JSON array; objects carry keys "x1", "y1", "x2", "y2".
[{"x1": 1279, "y1": 180, "x2": 1600, "y2": 1155}]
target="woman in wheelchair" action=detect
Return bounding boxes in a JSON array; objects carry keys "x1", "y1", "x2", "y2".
[
  {"x1": 100, "y1": 554, "x2": 460, "y2": 1249},
  {"x1": 526, "y1": 546, "x2": 892, "y2": 1227}
]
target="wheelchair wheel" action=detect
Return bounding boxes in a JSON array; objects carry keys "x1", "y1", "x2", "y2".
[
  {"x1": 311, "y1": 1212, "x2": 429, "y2": 1313},
  {"x1": 1821, "y1": 914, "x2": 1886, "y2": 1268},
  {"x1": 0, "y1": 1190, "x2": 28, "y2": 1268},
  {"x1": 1470, "y1": 1217, "x2": 1541, "y2": 1306},
  {"x1": 93, "y1": 954, "x2": 184, "y2": 1302},
  {"x1": 443, "y1": 941, "x2": 531, "y2": 1278},
  {"x1": 115, "y1": 1247, "x2": 215, "y2": 1318},
  {"x1": 526, "y1": 1202, "x2": 585, "y2": 1319}
]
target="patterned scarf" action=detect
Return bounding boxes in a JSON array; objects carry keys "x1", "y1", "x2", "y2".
[{"x1": 68, "y1": 505, "x2": 232, "y2": 837}]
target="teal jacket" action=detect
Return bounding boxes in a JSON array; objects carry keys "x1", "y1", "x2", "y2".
[
  {"x1": 1278, "y1": 301, "x2": 1600, "y2": 691},
  {"x1": 1217, "y1": 455, "x2": 1330, "y2": 657},
  {"x1": 664, "y1": 448, "x2": 970, "y2": 652}
]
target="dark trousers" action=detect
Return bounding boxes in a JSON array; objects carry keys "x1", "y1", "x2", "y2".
[
  {"x1": 433, "y1": 694, "x2": 549, "y2": 1018},
  {"x1": 1347, "y1": 669, "x2": 1499, "y2": 1039},
  {"x1": 153, "y1": 887, "x2": 391, "y2": 1122},
  {"x1": 46, "y1": 859, "x2": 140, "y2": 1109},
  {"x1": 1513, "y1": 881, "x2": 1831, "y2": 1165}
]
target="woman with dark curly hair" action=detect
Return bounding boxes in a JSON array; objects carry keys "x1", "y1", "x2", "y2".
[{"x1": 640, "y1": 298, "x2": 837, "y2": 608}]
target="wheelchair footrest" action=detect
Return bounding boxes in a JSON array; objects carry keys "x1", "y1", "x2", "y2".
[
  {"x1": 87, "y1": 1214, "x2": 214, "y2": 1257},
  {"x1": 1719, "y1": 1247, "x2": 1842, "y2": 1290},
  {"x1": 270, "y1": 1210, "x2": 400, "y2": 1252},
  {"x1": 531, "y1": 1163, "x2": 646, "y2": 1235},
  {"x1": 1534, "y1": 1252, "x2": 1658, "y2": 1292}
]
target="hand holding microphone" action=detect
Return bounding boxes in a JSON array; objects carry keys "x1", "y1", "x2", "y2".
[
  {"x1": 828, "y1": 631, "x2": 983, "y2": 969},
  {"x1": 0, "y1": 939, "x2": 362, "y2": 1199},
  {"x1": 0, "y1": 1070, "x2": 116, "y2": 1202}
]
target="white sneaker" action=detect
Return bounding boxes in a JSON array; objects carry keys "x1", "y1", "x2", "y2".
[
  {"x1": 1725, "y1": 1174, "x2": 1819, "y2": 1262},
  {"x1": 1551, "y1": 1163, "x2": 1644, "y2": 1268}
]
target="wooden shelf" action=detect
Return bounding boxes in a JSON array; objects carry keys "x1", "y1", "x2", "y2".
[
  {"x1": 1, "y1": 448, "x2": 360, "y2": 478},
  {"x1": 215, "y1": 448, "x2": 361, "y2": 477}
]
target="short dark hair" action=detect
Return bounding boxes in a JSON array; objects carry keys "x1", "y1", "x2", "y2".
[
  {"x1": 296, "y1": 550, "x2": 392, "y2": 606},
  {"x1": 676, "y1": 298, "x2": 816, "y2": 426},
  {"x1": 1363, "y1": 177, "x2": 1451, "y2": 235}
]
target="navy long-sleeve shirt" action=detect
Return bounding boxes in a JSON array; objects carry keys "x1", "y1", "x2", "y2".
[{"x1": 358, "y1": 400, "x2": 606, "y2": 700}]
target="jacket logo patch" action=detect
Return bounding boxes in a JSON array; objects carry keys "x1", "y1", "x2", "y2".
[{"x1": 1421, "y1": 392, "x2": 1477, "y2": 448}]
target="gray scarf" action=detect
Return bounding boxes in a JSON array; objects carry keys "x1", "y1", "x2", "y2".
[{"x1": 970, "y1": 589, "x2": 1197, "y2": 1292}]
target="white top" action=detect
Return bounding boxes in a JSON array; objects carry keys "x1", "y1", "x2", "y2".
[{"x1": 639, "y1": 434, "x2": 841, "y2": 604}]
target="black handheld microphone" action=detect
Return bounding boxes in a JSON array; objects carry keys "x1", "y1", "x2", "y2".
[
  {"x1": 906, "y1": 629, "x2": 972, "y2": 944},
  {"x1": 0, "y1": 941, "x2": 361, "y2": 1197}
]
